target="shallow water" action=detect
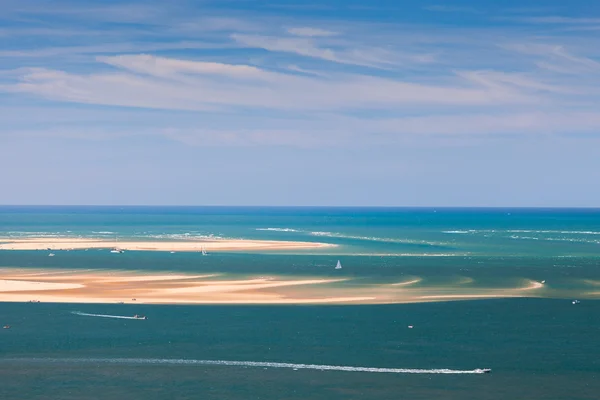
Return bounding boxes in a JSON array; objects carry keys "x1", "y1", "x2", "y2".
[{"x1": 1, "y1": 207, "x2": 599, "y2": 399}]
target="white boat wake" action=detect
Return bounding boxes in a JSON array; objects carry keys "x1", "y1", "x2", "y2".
[
  {"x1": 71, "y1": 311, "x2": 143, "y2": 320},
  {"x1": 3, "y1": 357, "x2": 490, "y2": 374}
]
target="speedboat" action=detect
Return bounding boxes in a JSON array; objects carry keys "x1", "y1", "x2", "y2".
[
  {"x1": 572, "y1": 300, "x2": 581, "y2": 305},
  {"x1": 3, "y1": 325, "x2": 10, "y2": 329},
  {"x1": 482, "y1": 368, "x2": 492, "y2": 373},
  {"x1": 133, "y1": 314, "x2": 147, "y2": 320}
]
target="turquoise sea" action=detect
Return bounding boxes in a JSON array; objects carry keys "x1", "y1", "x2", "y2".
[{"x1": 1, "y1": 207, "x2": 599, "y2": 399}]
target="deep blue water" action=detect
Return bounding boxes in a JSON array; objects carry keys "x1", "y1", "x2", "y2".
[{"x1": 1, "y1": 207, "x2": 599, "y2": 399}]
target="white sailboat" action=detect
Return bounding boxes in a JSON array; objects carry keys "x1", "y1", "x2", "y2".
[
  {"x1": 335, "y1": 260, "x2": 342, "y2": 269},
  {"x1": 201, "y1": 246, "x2": 208, "y2": 256}
]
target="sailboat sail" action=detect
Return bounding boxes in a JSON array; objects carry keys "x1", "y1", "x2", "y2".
[
  {"x1": 201, "y1": 246, "x2": 207, "y2": 256},
  {"x1": 335, "y1": 260, "x2": 342, "y2": 269}
]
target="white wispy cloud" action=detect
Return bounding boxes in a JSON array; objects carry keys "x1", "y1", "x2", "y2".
[
  {"x1": 2, "y1": 0, "x2": 600, "y2": 149},
  {"x1": 8, "y1": 53, "x2": 549, "y2": 113},
  {"x1": 0, "y1": 41, "x2": 232, "y2": 58},
  {"x1": 230, "y1": 33, "x2": 434, "y2": 68},
  {"x1": 503, "y1": 43, "x2": 600, "y2": 71},
  {"x1": 511, "y1": 16, "x2": 600, "y2": 24},
  {"x1": 287, "y1": 27, "x2": 338, "y2": 37}
]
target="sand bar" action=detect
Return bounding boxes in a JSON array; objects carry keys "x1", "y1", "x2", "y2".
[
  {"x1": 0, "y1": 237, "x2": 334, "y2": 252},
  {"x1": 0, "y1": 269, "x2": 570, "y2": 305}
]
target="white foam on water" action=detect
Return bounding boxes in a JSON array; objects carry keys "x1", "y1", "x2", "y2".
[
  {"x1": 308, "y1": 232, "x2": 444, "y2": 246},
  {"x1": 256, "y1": 228, "x2": 299, "y2": 232},
  {"x1": 71, "y1": 311, "x2": 143, "y2": 320},
  {"x1": 443, "y1": 229, "x2": 600, "y2": 236},
  {"x1": 4, "y1": 357, "x2": 489, "y2": 374},
  {"x1": 144, "y1": 233, "x2": 224, "y2": 240}
]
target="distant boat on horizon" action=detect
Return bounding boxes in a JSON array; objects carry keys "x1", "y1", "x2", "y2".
[
  {"x1": 201, "y1": 246, "x2": 208, "y2": 256},
  {"x1": 335, "y1": 260, "x2": 342, "y2": 270}
]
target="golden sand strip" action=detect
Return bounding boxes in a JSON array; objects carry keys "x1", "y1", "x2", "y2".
[
  {"x1": 0, "y1": 279, "x2": 84, "y2": 292},
  {"x1": 389, "y1": 278, "x2": 422, "y2": 286},
  {"x1": 0, "y1": 269, "x2": 561, "y2": 305},
  {"x1": 0, "y1": 237, "x2": 334, "y2": 252},
  {"x1": 0, "y1": 269, "x2": 360, "y2": 304}
]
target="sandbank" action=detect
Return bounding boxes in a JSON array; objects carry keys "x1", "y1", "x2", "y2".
[
  {"x1": 0, "y1": 237, "x2": 334, "y2": 253},
  {"x1": 0, "y1": 269, "x2": 565, "y2": 305}
]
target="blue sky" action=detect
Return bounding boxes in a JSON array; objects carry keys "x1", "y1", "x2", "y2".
[{"x1": 1, "y1": 0, "x2": 599, "y2": 206}]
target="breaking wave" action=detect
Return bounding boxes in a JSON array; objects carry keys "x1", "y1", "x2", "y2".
[
  {"x1": 443, "y1": 229, "x2": 600, "y2": 235},
  {"x1": 142, "y1": 233, "x2": 224, "y2": 240},
  {"x1": 256, "y1": 228, "x2": 299, "y2": 232},
  {"x1": 309, "y1": 232, "x2": 444, "y2": 246}
]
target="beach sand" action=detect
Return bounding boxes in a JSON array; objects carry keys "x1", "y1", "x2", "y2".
[
  {"x1": 0, "y1": 237, "x2": 334, "y2": 252},
  {"x1": 0, "y1": 268, "x2": 555, "y2": 305}
]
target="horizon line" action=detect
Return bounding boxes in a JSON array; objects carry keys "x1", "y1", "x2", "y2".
[{"x1": 0, "y1": 205, "x2": 599, "y2": 210}]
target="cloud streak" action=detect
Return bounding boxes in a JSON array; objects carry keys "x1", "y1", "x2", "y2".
[
  {"x1": 1, "y1": 0, "x2": 600, "y2": 149},
  {"x1": 287, "y1": 27, "x2": 338, "y2": 37},
  {"x1": 9, "y1": 53, "x2": 550, "y2": 114}
]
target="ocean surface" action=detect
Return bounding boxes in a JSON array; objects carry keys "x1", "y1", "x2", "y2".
[{"x1": 1, "y1": 206, "x2": 599, "y2": 399}]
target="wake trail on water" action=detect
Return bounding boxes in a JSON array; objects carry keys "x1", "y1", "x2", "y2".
[
  {"x1": 2, "y1": 357, "x2": 489, "y2": 374},
  {"x1": 71, "y1": 311, "x2": 142, "y2": 320}
]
